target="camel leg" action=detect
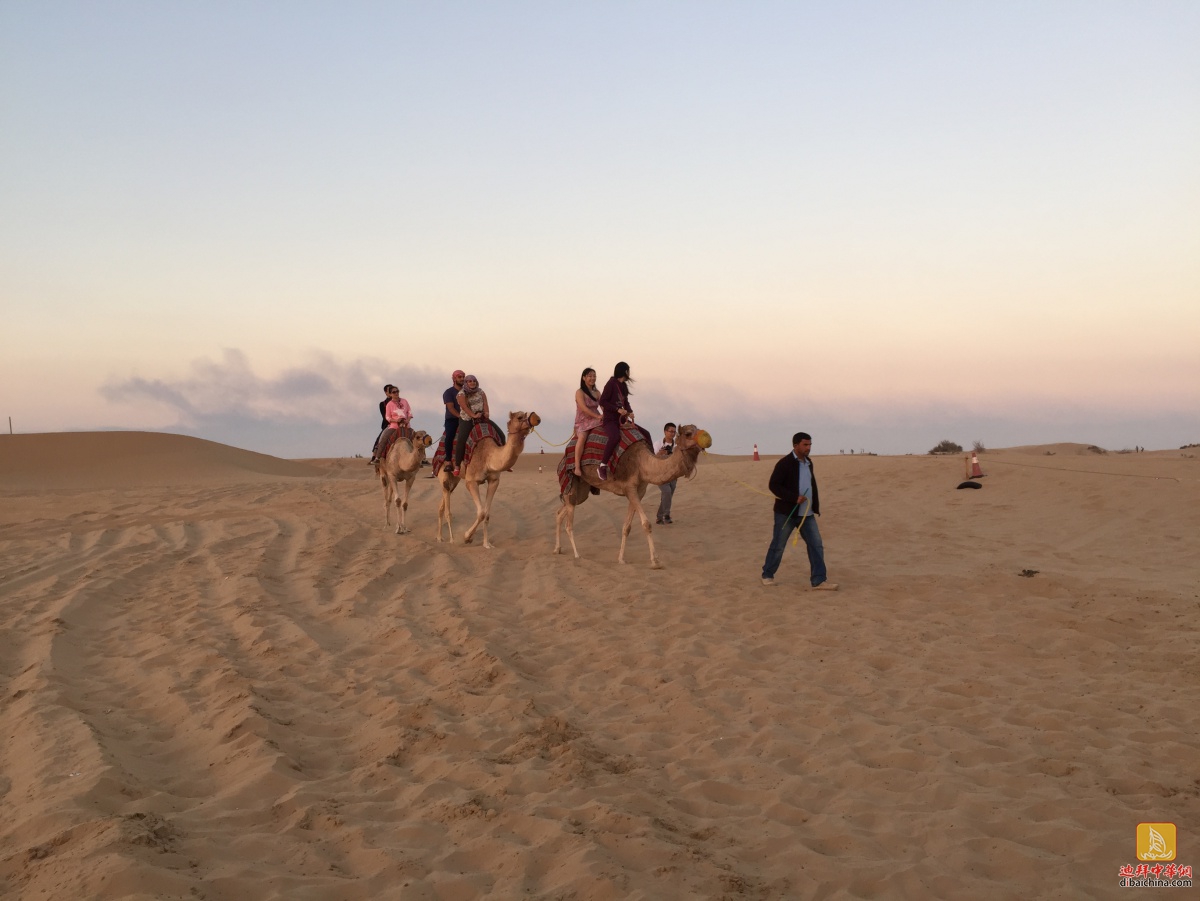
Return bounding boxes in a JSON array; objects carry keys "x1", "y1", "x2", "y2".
[
  {"x1": 617, "y1": 497, "x2": 636, "y2": 565},
  {"x1": 618, "y1": 495, "x2": 659, "y2": 568},
  {"x1": 396, "y1": 476, "x2": 412, "y2": 535},
  {"x1": 437, "y1": 482, "x2": 455, "y2": 543},
  {"x1": 554, "y1": 501, "x2": 569, "y2": 555},
  {"x1": 382, "y1": 471, "x2": 394, "y2": 527},
  {"x1": 462, "y1": 480, "x2": 487, "y2": 545},
  {"x1": 478, "y1": 478, "x2": 500, "y2": 549},
  {"x1": 635, "y1": 485, "x2": 660, "y2": 568},
  {"x1": 563, "y1": 500, "x2": 581, "y2": 559}
]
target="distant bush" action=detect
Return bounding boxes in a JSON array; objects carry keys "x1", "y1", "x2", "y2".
[
  {"x1": 972, "y1": 440, "x2": 986, "y2": 453},
  {"x1": 1086, "y1": 445, "x2": 1107, "y2": 454},
  {"x1": 1182, "y1": 443, "x2": 1199, "y2": 450},
  {"x1": 929, "y1": 440, "x2": 963, "y2": 455}
]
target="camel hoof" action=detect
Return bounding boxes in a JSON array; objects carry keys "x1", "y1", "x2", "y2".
[{"x1": 650, "y1": 561, "x2": 664, "y2": 570}]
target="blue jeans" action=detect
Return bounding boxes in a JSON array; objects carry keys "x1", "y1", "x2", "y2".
[{"x1": 761, "y1": 510, "x2": 827, "y2": 586}]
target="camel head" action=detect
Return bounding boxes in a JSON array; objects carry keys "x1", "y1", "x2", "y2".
[
  {"x1": 675, "y1": 425, "x2": 712, "y2": 451},
  {"x1": 506, "y1": 411, "x2": 540, "y2": 437},
  {"x1": 413, "y1": 430, "x2": 433, "y2": 450}
]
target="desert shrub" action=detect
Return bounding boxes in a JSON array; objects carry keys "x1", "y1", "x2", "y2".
[
  {"x1": 1086, "y1": 445, "x2": 1107, "y2": 454},
  {"x1": 929, "y1": 439, "x2": 963, "y2": 455},
  {"x1": 972, "y1": 440, "x2": 986, "y2": 453}
]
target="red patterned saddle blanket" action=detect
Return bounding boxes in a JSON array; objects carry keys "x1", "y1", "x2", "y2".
[
  {"x1": 556, "y1": 428, "x2": 648, "y2": 495},
  {"x1": 376, "y1": 425, "x2": 415, "y2": 461},
  {"x1": 432, "y1": 420, "x2": 506, "y2": 476}
]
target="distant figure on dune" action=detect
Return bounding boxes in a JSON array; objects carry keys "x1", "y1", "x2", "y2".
[{"x1": 761, "y1": 431, "x2": 837, "y2": 591}]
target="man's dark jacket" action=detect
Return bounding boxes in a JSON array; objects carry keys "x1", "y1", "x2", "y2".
[{"x1": 768, "y1": 453, "x2": 820, "y2": 517}]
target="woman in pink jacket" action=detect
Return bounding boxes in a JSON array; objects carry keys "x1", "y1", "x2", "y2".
[{"x1": 369, "y1": 386, "x2": 412, "y2": 464}]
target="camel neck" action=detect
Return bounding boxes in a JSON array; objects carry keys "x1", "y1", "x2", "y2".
[
  {"x1": 647, "y1": 444, "x2": 697, "y2": 482},
  {"x1": 491, "y1": 431, "x2": 526, "y2": 471}
]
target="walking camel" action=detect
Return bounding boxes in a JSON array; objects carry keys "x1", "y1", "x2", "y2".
[
  {"x1": 378, "y1": 429, "x2": 433, "y2": 534},
  {"x1": 436, "y1": 411, "x2": 540, "y2": 547},
  {"x1": 554, "y1": 424, "x2": 711, "y2": 568}
]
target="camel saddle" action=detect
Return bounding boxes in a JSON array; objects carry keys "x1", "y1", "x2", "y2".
[
  {"x1": 431, "y1": 420, "x2": 506, "y2": 476},
  {"x1": 556, "y1": 428, "x2": 648, "y2": 495},
  {"x1": 376, "y1": 425, "x2": 415, "y2": 462}
]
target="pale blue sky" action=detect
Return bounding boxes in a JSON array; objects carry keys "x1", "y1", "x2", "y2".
[{"x1": 2, "y1": 1, "x2": 1197, "y2": 456}]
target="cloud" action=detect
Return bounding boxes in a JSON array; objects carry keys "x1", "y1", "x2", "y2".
[
  {"x1": 95, "y1": 349, "x2": 1199, "y2": 459},
  {"x1": 102, "y1": 349, "x2": 444, "y2": 426}
]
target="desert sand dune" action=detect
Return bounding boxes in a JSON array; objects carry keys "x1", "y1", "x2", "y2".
[{"x1": 1, "y1": 433, "x2": 1197, "y2": 898}]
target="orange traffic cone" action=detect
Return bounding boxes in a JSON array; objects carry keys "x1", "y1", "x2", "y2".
[
  {"x1": 753, "y1": 443, "x2": 760, "y2": 461},
  {"x1": 970, "y1": 452, "x2": 984, "y2": 478}
]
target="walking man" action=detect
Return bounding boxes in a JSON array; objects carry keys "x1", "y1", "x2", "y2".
[
  {"x1": 761, "y1": 431, "x2": 837, "y2": 590},
  {"x1": 655, "y1": 422, "x2": 677, "y2": 525}
]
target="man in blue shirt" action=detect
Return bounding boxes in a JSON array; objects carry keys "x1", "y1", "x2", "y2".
[
  {"x1": 761, "y1": 431, "x2": 838, "y2": 590},
  {"x1": 443, "y1": 369, "x2": 466, "y2": 455}
]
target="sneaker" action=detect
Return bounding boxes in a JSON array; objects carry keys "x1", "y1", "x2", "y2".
[
  {"x1": 655, "y1": 517, "x2": 663, "y2": 525},
  {"x1": 663, "y1": 515, "x2": 673, "y2": 525},
  {"x1": 597, "y1": 464, "x2": 608, "y2": 481},
  {"x1": 452, "y1": 467, "x2": 461, "y2": 477},
  {"x1": 761, "y1": 577, "x2": 776, "y2": 586},
  {"x1": 368, "y1": 457, "x2": 377, "y2": 466},
  {"x1": 811, "y1": 582, "x2": 839, "y2": 591}
]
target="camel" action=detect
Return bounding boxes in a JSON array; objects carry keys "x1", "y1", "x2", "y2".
[
  {"x1": 377, "y1": 429, "x2": 433, "y2": 534},
  {"x1": 436, "y1": 411, "x2": 540, "y2": 548},
  {"x1": 554, "y1": 424, "x2": 711, "y2": 568}
]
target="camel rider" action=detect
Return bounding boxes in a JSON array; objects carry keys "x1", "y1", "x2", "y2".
[
  {"x1": 443, "y1": 370, "x2": 466, "y2": 469},
  {"x1": 596, "y1": 362, "x2": 653, "y2": 481},
  {"x1": 452, "y1": 375, "x2": 489, "y2": 476},
  {"x1": 369, "y1": 384, "x2": 397, "y2": 464},
  {"x1": 370, "y1": 387, "x2": 412, "y2": 465}
]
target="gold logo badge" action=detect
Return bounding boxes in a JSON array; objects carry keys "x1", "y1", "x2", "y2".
[{"x1": 1137, "y1": 823, "x2": 1177, "y2": 861}]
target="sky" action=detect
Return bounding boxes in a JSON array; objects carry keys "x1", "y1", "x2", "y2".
[{"x1": 2, "y1": 1, "x2": 1197, "y2": 457}]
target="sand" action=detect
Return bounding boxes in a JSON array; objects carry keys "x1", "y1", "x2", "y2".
[{"x1": 2, "y1": 432, "x2": 1197, "y2": 899}]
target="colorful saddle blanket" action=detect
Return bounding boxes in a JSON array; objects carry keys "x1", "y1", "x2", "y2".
[
  {"x1": 376, "y1": 425, "x2": 415, "y2": 462},
  {"x1": 556, "y1": 427, "x2": 649, "y2": 495},
  {"x1": 432, "y1": 420, "x2": 506, "y2": 476}
]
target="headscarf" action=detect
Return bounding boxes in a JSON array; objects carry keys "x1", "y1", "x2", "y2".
[{"x1": 462, "y1": 375, "x2": 480, "y2": 396}]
